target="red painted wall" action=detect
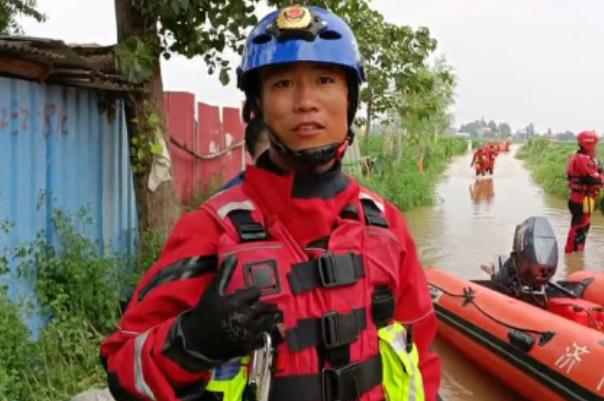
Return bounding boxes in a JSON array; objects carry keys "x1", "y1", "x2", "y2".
[{"x1": 164, "y1": 92, "x2": 246, "y2": 204}]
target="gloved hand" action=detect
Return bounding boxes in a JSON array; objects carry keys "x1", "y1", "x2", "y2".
[{"x1": 181, "y1": 255, "x2": 281, "y2": 361}]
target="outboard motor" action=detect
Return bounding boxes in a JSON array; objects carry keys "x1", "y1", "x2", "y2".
[{"x1": 491, "y1": 216, "x2": 558, "y2": 295}]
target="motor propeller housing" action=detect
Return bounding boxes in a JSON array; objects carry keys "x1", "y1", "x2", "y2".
[{"x1": 511, "y1": 216, "x2": 559, "y2": 288}]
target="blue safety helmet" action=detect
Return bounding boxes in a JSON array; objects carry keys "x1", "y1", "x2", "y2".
[
  {"x1": 237, "y1": 5, "x2": 366, "y2": 166},
  {"x1": 238, "y1": 6, "x2": 365, "y2": 88}
]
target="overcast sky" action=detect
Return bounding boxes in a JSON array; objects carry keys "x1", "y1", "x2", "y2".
[{"x1": 17, "y1": 0, "x2": 604, "y2": 134}]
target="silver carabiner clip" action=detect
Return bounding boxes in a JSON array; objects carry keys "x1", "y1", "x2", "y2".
[{"x1": 248, "y1": 332, "x2": 273, "y2": 401}]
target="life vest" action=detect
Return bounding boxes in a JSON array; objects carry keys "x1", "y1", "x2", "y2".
[
  {"x1": 200, "y1": 185, "x2": 425, "y2": 401},
  {"x1": 566, "y1": 152, "x2": 602, "y2": 195}
]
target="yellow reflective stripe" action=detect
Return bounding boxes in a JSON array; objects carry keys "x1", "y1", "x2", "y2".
[{"x1": 584, "y1": 196, "x2": 596, "y2": 213}]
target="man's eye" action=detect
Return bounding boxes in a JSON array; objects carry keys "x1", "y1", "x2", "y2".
[
  {"x1": 273, "y1": 80, "x2": 291, "y2": 88},
  {"x1": 319, "y1": 76, "x2": 335, "y2": 84}
]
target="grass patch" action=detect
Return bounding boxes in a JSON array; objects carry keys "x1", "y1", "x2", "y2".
[
  {"x1": 0, "y1": 210, "x2": 163, "y2": 401},
  {"x1": 515, "y1": 137, "x2": 603, "y2": 199},
  {"x1": 356, "y1": 134, "x2": 468, "y2": 210}
]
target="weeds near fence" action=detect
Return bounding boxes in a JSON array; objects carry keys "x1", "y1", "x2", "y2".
[{"x1": 0, "y1": 210, "x2": 163, "y2": 401}]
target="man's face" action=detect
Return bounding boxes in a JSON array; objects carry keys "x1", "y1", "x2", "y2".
[{"x1": 259, "y1": 62, "x2": 349, "y2": 152}]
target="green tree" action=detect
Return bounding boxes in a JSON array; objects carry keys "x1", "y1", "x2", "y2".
[
  {"x1": 114, "y1": 0, "x2": 265, "y2": 234},
  {"x1": 526, "y1": 122, "x2": 536, "y2": 137},
  {"x1": 0, "y1": 0, "x2": 45, "y2": 34},
  {"x1": 498, "y1": 122, "x2": 512, "y2": 138},
  {"x1": 487, "y1": 120, "x2": 498, "y2": 133},
  {"x1": 403, "y1": 58, "x2": 456, "y2": 170}
]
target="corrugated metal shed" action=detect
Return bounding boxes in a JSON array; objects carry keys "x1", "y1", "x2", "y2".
[
  {"x1": 0, "y1": 76, "x2": 138, "y2": 332},
  {"x1": 0, "y1": 35, "x2": 139, "y2": 92}
]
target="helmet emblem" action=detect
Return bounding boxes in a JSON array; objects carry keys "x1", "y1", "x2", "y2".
[{"x1": 276, "y1": 6, "x2": 312, "y2": 30}]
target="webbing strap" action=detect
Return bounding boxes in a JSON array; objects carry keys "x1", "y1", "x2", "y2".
[
  {"x1": 228, "y1": 210, "x2": 267, "y2": 242},
  {"x1": 269, "y1": 355, "x2": 382, "y2": 401},
  {"x1": 287, "y1": 308, "x2": 367, "y2": 352},
  {"x1": 361, "y1": 199, "x2": 389, "y2": 228},
  {"x1": 288, "y1": 253, "x2": 364, "y2": 294}
]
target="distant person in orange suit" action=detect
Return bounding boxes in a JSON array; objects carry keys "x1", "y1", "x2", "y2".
[{"x1": 565, "y1": 130, "x2": 603, "y2": 253}]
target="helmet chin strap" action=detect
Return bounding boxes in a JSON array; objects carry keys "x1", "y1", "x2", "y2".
[{"x1": 266, "y1": 125, "x2": 352, "y2": 168}]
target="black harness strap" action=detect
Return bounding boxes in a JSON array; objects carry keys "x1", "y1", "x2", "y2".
[
  {"x1": 138, "y1": 255, "x2": 217, "y2": 302},
  {"x1": 287, "y1": 308, "x2": 367, "y2": 352},
  {"x1": 361, "y1": 199, "x2": 389, "y2": 228},
  {"x1": 227, "y1": 209, "x2": 268, "y2": 242},
  {"x1": 339, "y1": 203, "x2": 359, "y2": 220},
  {"x1": 269, "y1": 354, "x2": 382, "y2": 401},
  {"x1": 288, "y1": 252, "x2": 364, "y2": 294}
]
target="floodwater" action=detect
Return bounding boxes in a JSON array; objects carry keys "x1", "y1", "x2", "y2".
[{"x1": 405, "y1": 144, "x2": 604, "y2": 401}]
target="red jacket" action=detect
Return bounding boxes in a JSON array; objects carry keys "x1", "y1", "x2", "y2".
[
  {"x1": 472, "y1": 148, "x2": 489, "y2": 166},
  {"x1": 101, "y1": 154, "x2": 441, "y2": 401},
  {"x1": 566, "y1": 150, "x2": 603, "y2": 202}
]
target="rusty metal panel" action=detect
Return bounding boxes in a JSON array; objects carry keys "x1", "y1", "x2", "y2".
[{"x1": 0, "y1": 76, "x2": 138, "y2": 331}]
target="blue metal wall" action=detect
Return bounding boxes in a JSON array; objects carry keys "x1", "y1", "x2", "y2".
[{"x1": 0, "y1": 76, "x2": 138, "y2": 332}]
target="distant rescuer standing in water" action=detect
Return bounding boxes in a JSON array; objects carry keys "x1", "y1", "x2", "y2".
[
  {"x1": 565, "y1": 130, "x2": 603, "y2": 253},
  {"x1": 101, "y1": 5, "x2": 441, "y2": 401}
]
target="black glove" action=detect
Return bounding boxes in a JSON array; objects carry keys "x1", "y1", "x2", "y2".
[{"x1": 180, "y1": 255, "x2": 281, "y2": 361}]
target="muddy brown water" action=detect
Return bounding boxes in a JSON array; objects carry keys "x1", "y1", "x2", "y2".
[{"x1": 404, "y1": 144, "x2": 604, "y2": 401}]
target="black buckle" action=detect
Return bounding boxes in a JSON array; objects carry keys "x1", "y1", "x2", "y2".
[
  {"x1": 365, "y1": 214, "x2": 388, "y2": 228},
  {"x1": 321, "y1": 364, "x2": 361, "y2": 401},
  {"x1": 318, "y1": 255, "x2": 338, "y2": 288},
  {"x1": 321, "y1": 311, "x2": 359, "y2": 349},
  {"x1": 317, "y1": 254, "x2": 359, "y2": 288},
  {"x1": 238, "y1": 223, "x2": 268, "y2": 242}
]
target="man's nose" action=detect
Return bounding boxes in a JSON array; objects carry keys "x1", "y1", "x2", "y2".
[{"x1": 293, "y1": 81, "x2": 318, "y2": 113}]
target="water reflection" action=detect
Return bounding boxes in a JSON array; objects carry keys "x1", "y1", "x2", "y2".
[{"x1": 469, "y1": 178, "x2": 494, "y2": 205}]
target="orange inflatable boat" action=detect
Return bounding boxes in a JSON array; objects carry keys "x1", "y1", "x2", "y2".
[
  {"x1": 565, "y1": 270, "x2": 604, "y2": 307},
  {"x1": 427, "y1": 216, "x2": 604, "y2": 401},
  {"x1": 428, "y1": 268, "x2": 604, "y2": 401}
]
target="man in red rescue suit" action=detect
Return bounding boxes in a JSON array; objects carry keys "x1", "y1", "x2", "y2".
[
  {"x1": 471, "y1": 146, "x2": 489, "y2": 175},
  {"x1": 565, "y1": 130, "x2": 603, "y2": 253},
  {"x1": 484, "y1": 143, "x2": 498, "y2": 174},
  {"x1": 101, "y1": 6, "x2": 441, "y2": 401}
]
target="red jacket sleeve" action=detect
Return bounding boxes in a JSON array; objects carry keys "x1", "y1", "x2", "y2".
[
  {"x1": 101, "y1": 208, "x2": 223, "y2": 401},
  {"x1": 386, "y1": 202, "x2": 441, "y2": 401}
]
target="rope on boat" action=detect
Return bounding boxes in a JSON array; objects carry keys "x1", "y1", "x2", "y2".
[{"x1": 429, "y1": 283, "x2": 556, "y2": 340}]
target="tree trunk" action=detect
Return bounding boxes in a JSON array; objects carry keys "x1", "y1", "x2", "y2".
[
  {"x1": 115, "y1": 0, "x2": 180, "y2": 235},
  {"x1": 364, "y1": 96, "x2": 372, "y2": 137}
]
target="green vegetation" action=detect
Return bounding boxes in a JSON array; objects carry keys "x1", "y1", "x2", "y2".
[
  {"x1": 358, "y1": 135, "x2": 468, "y2": 210},
  {"x1": 516, "y1": 137, "x2": 604, "y2": 199},
  {"x1": 459, "y1": 118, "x2": 514, "y2": 139},
  {"x1": 0, "y1": 0, "x2": 45, "y2": 34},
  {"x1": 0, "y1": 210, "x2": 162, "y2": 401}
]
